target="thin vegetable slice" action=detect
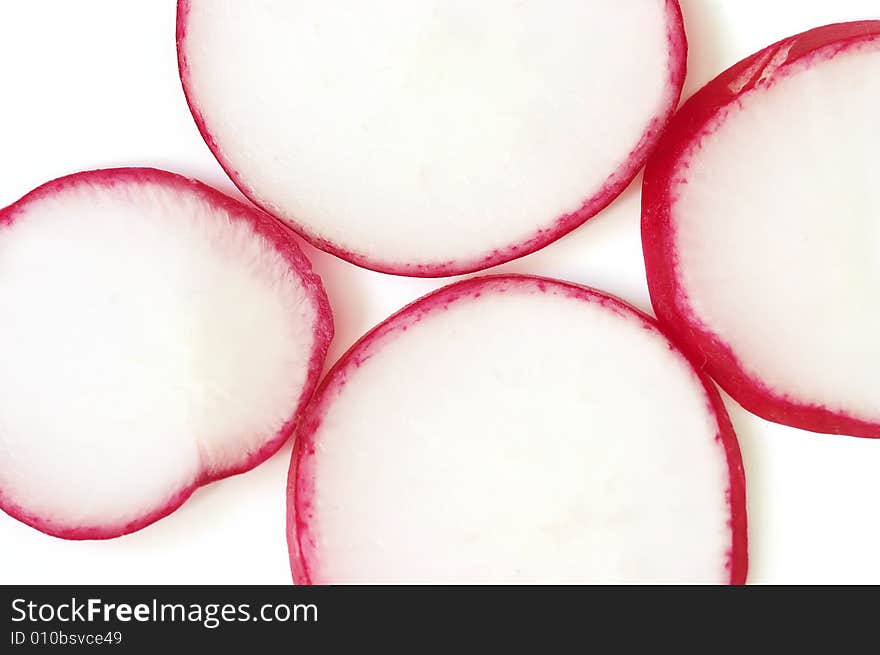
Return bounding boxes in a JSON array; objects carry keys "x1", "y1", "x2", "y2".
[
  {"x1": 0, "y1": 168, "x2": 333, "y2": 539},
  {"x1": 642, "y1": 22, "x2": 880, "y2": 437},
  {"x1": 178, "y1": 0, "x2": 687, "y2": 276},
  {"x1": 288, "y1": 275, "x2": 746, "y2": 583}
]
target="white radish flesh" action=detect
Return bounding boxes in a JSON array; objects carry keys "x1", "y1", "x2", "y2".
[
  {"x1": 0, "y1": 168, "x2": 332, "y2": 539},
  {"x1": 178, "y1": 0, "x2": 686, "y2": 276},
  {"x1": 642, "y1": 22, "x2": 880, "y2": 438},
  {"x1": 288, "y1": 276, "x2": 746, "y2": 584}
]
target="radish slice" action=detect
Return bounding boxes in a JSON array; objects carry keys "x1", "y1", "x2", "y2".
[
  {"x1": 177, "y1": 1, "x2": 687, "y2": 276},
  {"x1": 642, "y1": 21, "x2": 880, "y2": 438},
  {"x1": 0, "y1": 168, "x2": 333, "y2": 539},
  {"x1": 288, "y1": 276, "x2": 746, "y2": 584}
]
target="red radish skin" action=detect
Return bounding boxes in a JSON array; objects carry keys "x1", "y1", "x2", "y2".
[
  {"x1": 642, "y1": 22, "x2": 880, "y2": 438},
  {"x1": 287, "y1": 275, "x2": 747, "y2": 584},
  {"x1": 177, "y1": 1, "x2": 687, "y2": 277},
  {"x1": 0, "y1": 168, "x2": 333, "y2": 539}
]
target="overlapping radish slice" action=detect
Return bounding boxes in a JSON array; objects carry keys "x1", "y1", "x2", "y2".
[
  {"x1": 0, "y1": 168, "x2": 333, "y2": 539},
  {"x1": 288, "y1": 276, "x2": 746, "y2": 583},
  {"x1": 642, "y1": 21, "x2": 880, "y2": 438},
  {"x1": 177, "y1": 0, "x2": 687, "y2": 276}
]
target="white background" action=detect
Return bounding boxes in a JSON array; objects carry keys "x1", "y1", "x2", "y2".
[{"x1": 1, "y1": 0, "x2": 878, "y2": 584}]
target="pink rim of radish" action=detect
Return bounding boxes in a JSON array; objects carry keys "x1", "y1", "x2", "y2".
[
  {"x1": 0, "y1": 168, "x2": 333, "y2": 539},
  {"x1": 642, "y1": 21, "x2": 880, "y2": 438},
  {"x1": 176, "y1": 1, "x2": 687, "y2": 277},
  {"x1": 287, "y1": 275, "x2": 747, "y2": 584}
]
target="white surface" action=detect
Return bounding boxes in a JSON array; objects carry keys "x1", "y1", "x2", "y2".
[
  {"x1": 675, "y1": 38, "x2": 880, "y2": 422},
  {"x1": 0, "y1": 0, "x2": 878, "y2": 584},
  {"x1": 181, "y1": 0, "x2": 676, "y2": 268},
  {"x1": 0, "y1": 175, "x2": 318, "y2": 530},
  {"x1": 305, "y1": 281, "x2": 732, "y2": 584}
]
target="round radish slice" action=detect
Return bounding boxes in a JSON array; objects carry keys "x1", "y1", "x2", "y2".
[
  {"x1": 288, "y1": 276, "x2": 746, "y2": 584},
  {"x1": 177, "y1": 1, "x2": 687, "y2": 277},
  {"x1": 642, "y1": 21, "x2": 880, "y2": 438},
  {"x1": 0, "y1": 168, "x2": 333, "y2": 539}
]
